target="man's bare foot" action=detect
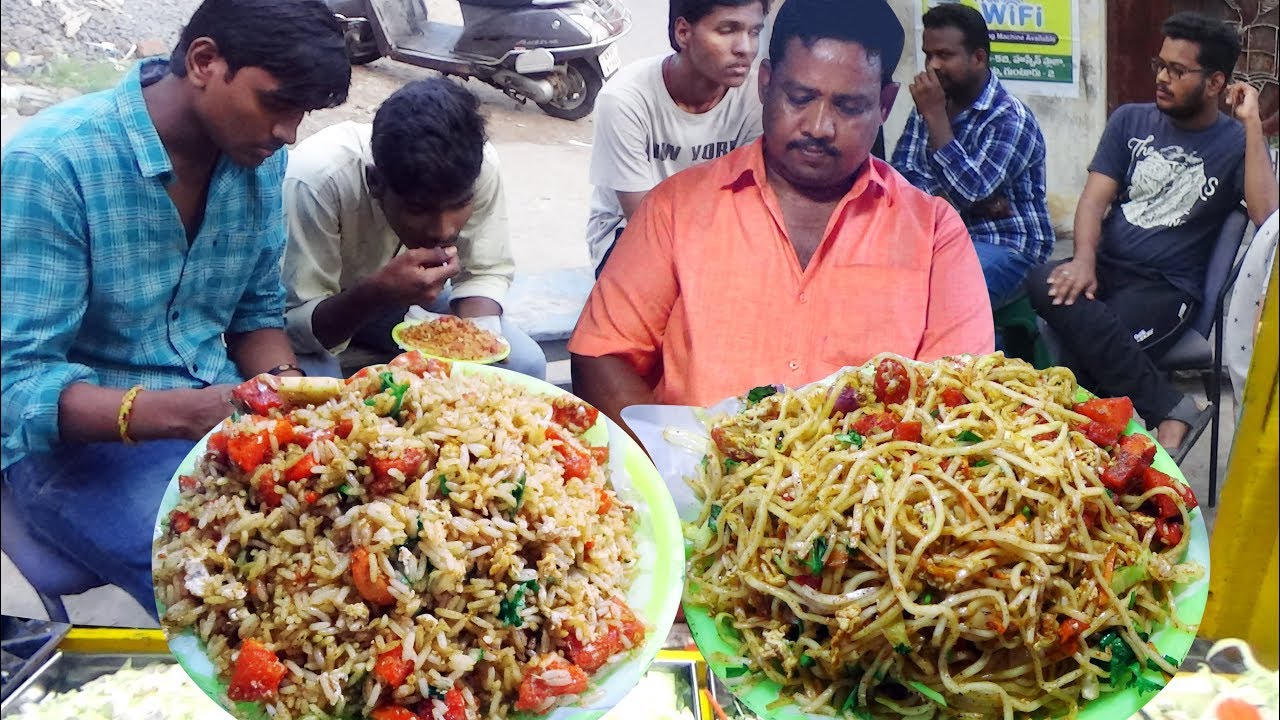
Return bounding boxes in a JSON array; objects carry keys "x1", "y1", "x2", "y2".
[{"x1": 1155, "y1": 418, "x2": 1190, "y2": 452}]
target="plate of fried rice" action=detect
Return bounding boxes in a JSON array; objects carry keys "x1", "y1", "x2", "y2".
[
  {"x1": 392, "y1": 316, "x2": 512, "y2": 365},
  {"x1": 152, "y1": 352, "x2": 684, "y2": 720}
]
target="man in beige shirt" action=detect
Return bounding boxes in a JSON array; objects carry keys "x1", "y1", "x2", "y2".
[{"x1": 282, "y1": 79, "x2": 546, "y2": 379}]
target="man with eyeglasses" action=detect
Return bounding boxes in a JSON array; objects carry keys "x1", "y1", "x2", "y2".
[{"x1": 1027, "y1": 12, "x2": 1278, "y2": 458}]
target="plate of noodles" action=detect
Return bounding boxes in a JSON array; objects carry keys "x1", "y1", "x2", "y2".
[
  {"x1": 392, "y1": 315, "x2": 512, "y2": 365},
  {"x1": 623, "y1": 353, "x2": 1208, "y2": 720},
  {"x1": 152, "y1": 353, "x2": 684, "y2": 720}
]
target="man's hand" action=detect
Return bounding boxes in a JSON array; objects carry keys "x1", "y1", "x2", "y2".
[
  {"x1": 369, "y1": 247, "x2": 461, "y2": 308},
  {"x1": 130, "y1": 384, "x2": 238, "y2": 441},
  {"x1": 1224, "y1": 82, "x2": 1262, "y2": 125},
  {"x1": 910, "y1": 70, "x2": 948, "y2": 124},
  {"x1": 1046, "y1": 259, "x2": 1099, "y2": 306}
]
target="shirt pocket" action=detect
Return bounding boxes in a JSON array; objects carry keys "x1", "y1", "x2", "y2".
[{"x1": 815, "y1": 264, "x2": 930, "y2": 368}]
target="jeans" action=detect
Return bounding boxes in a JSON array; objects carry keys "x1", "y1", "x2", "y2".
[
  {"x1": 4, "y1": 439, "x2": 197, "y2": 618},
  {"x1": 1027, "y1": 259, "x2": 1194, "y2": 425},
  {"x1": 299, "y1": 291, "x2": 547, "y2": 381},
  {"x1": 973, "y1": 240, "x2": 1035, "y2": 311}
]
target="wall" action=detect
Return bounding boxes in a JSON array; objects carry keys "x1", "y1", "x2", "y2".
[{"x1": 881, "y1": 0, "x2": 1110, "y2": 235}]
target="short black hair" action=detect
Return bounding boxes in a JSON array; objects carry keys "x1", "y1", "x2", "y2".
[
  {"x1": 768, "y1": 0, "x2": 904, "y2": 85},
  {"x1": 371, "y1": 78, "x2": 487, "y2": 205},
  {"x1": 170, "y1": 0, "x2": 350, "y2": 111},
  {"x1": 669, "y1": 0, "x2": 769, "y2": 52},
  {"x1": 922, "y1": 3, "x2": 991, "y2": 58},
  {"x1": 1162, "y1": 12, "x2": 1241, "y2": 76}
]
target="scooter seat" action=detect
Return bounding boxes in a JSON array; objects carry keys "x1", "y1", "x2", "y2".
[{"x1": 466, "y1": 0, "x2": 563, "y2": 7}]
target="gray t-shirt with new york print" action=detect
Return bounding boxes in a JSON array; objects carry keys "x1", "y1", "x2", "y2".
[{"x1": 585, "y1": 54, "x2": 763, "y2": 269}]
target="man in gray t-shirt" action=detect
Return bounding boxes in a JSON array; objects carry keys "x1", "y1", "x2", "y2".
[
  {"x1": 1028, "y1": 12, "x2": 1277, "y2": 460},
  {"x1": 586, "y1": 0, "x2": 767, "y2": 274}
]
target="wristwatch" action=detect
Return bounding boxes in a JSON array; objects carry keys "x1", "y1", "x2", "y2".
[{"x1": 266, "y1": 363, "x2": 306, "y2": 377}]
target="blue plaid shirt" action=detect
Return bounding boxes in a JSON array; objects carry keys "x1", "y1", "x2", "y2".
[
  {"x1": 1, "y1": 59, "x2": 289, "y2": 469},
  {"x1": 891, "y1": 73, "x2": 1055, "y2": 263}
]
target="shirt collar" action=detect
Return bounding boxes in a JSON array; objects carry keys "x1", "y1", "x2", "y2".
[
  {"x1": 970, "y1": 71, "x2": 1002, "y2": 112},
  {"x1": 115, "y1": 59, "x2": 174, "y2": 180},
  {"x1": 720, "y1": 139, "x2": 893, "y2": 203}
]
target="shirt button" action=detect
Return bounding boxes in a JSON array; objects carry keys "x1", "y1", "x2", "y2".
[
  {"x1": 799, "y1": 292, "x2": 807, "y2": 303},
  {"x1": 191, "y1": 363, "x2": 199, "y2": 374},
  {"x1": 171, "y1": 310, "x2": 180, "y2": 320},
  {"x1": 789, "y1": 360, "x2": 800, "y2": 370}
]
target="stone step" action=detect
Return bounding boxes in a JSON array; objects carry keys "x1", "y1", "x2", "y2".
[{"x1": 504, "y1": 266, "x2": 595, "y2": 343}]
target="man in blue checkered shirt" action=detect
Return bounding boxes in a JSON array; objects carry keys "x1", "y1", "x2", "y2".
[
  {"x1": 0, "y1": 0, "x2": 350, "y2": 617},
  {"x1": 891, "y1": 3, "x2": 1054, "y2": 310}
]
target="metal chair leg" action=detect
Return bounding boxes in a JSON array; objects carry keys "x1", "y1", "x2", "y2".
[
  {"x1": 37, "y1": 592, "x2": 70, "y2": 624},
  {"x1": 1207, "y1": 323, "x2": 1224, "y2": 508}
]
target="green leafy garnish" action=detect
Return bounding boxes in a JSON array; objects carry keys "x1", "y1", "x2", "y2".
[
  {"x1": 835, "y1": 430, "x2": 864, "y2": 448},
  {"x1": 498, "y1": 579, "x2": 539, "y2": 627},
  {"x1": 1022, "y1": 505, "x2": 1033, "y2": 519},
  {"x1": 808, "y1": 536, "x2": 828, "y2": 575},
  {"x1": 438, "y1": 474, "x2": 450, "y2": 497},
  {"x1": 919, "y1": 593, "x2": 934, "y2": 604},
  {"x1": 955, "y1": 430, "x2": 983, "y2": 444},
  {"x1": 1128, "y1": 592, "x2": 1137, "y2": 609},
  {"x1": 894, "y1": 643, "x2": 911, "y2": 655},
  {"x1": 426, "y1": 685, "x2": 446, "y2": 700},
  {"x1": 230, "y1": 410, "x2": 243, "y2": 422},
  {"x1": 1129, "y1": 674, "x2": 1166, "y2": 694},
  {"x1": 723, "y1": 665, "x2": 749, "y2": 678},
  {"x1": 799, "y1": 654, "x2": 815, "y2": 668},
  {"x1": 700, "y1": 455, "x2": 710, "y2": 470},
  {"x1": 908, "y1": 681, "x2": 948, "y2": 706},
  {"x1": 724, "y1": 458, "x2": 743, "y2": 473},
  {"x1": 337, "y1": 483, "x2": 354, "y2": 496},
  {"x1": 509, "y1": 472, "x2": 527, "y2": 516},
  {"x1": 871, "y1": 464, "x2": 887, "y2": 480},
  {"x1": 972, "y1": 459, "x2": 990, "y2": 468},
  {"x1": 708, "y1": 504, "x2": 723, "y2": 531},
  {"x1": 1092, "y1": 629, "x2": 1142, "y2": 688},
  {"x1": 747, "y1": 385, "x2": 778, "y2": 404},
  {"x1": 1164, "y1": 655, "x2": 1178, "y2": 667}
]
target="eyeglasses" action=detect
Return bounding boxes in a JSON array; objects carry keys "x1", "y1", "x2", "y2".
[{"x1": 1150, "y1": 58, "x2": 1208, "y2": 81}]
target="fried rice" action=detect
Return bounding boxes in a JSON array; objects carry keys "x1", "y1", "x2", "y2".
[
  {"x1": 398, "y1": 316, "x2": 507, "y2": 362},
  {"x1": 153, "y1": 353, "x2": 645, "y2": 720}
]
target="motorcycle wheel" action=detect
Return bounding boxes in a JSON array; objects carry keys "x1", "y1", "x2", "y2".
[{"x1": 537, "y1": 59, "x2": 603, "y2": 121}]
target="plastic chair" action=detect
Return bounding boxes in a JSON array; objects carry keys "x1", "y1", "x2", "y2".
[
  {"x1": 1037, "y1": 207, "x2": 1251, "y2": 507},
  {"x1": 994, "y1": 292, "x2": 1053, "y2": 369},
  {"x1": 0, "y1": 479, "x2": 107, "y2": 622}
]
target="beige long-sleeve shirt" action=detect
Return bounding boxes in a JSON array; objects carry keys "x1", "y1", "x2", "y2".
[{"x1": 282, "y1": 121, "x2": 513, "y2": 355}]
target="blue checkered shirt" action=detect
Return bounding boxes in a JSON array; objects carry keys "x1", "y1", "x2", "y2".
[
  {"x1": 891, "y1": 73, "x2": 1055, "y2": 263},
  {"x1": 1, "y1": 59, "x2": 289, "y2": 469}
]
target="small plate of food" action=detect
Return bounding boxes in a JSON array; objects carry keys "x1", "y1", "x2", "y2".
[
  {"x1": 152, "y1": 354, "x2": 684, "y2": 720},
  {"x1": 392, "y1": 312, "x2": 511, "y2": 365},
  {"x1": 624, "y1": 353, "x2": 1208, "y2": 720}
]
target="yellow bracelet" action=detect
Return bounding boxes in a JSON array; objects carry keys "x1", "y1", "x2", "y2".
[{"x1": 117, "y1": 385, "x2": 144, "y2": 445}]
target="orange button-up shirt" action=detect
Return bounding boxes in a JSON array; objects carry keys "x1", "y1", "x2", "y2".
[{"x1": 568, "y1": 140, "x2": 994, "y2": 407}]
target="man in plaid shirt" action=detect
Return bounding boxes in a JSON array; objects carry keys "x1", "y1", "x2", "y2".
[{"x1": 891, "y1": 3, "x2": 1053, "y2": 309}]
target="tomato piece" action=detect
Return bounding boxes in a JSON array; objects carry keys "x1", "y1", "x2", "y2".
[
  {"x1": 352, "y1": 547, "x2": 396, "y2": 605},
  {"x1": 552, "y1": 397, "x2": 600, "y2": 434},
  {"x1": 1116, "y1": 433, "x2": 1157, "y2": 464},
  {"x1": 335, "y1": 418, "x2": 354, "y2": 439},
  {"x1": 169, "y1": 510, "x2": 194, "y2": 533},
  {"x1": 1056, "y1": 617, "x2": 1089, "y2": 654},
  {"x1": 613, "y1": 599, "x2": 645, "y2": 646},
  {"x1": 547, "y1": 427, "x2": 593, "y2": 480},
  {"x1": 231, "y1": 375, "x2": 283, "y2": 416},
  {"x1": 874, "y1": 358, "x2": 911, "y2": 405},
  {"x1": 304, "y1": 490, "x2": 320, "y2": 504},
  {"x1": 515, "y1": 657, "x2": 589, "y2": 712},
  {"x1": 852, "y1": 412, "x2": 898, "y2": 436},
  {"x1": 597, "y1": 487, "x2": 612, "y2": 514},
  {"x1": 367, "y1": 448, "x2": 426, "y2": 495},
  {"x1": 178, "y1": 474, "x2": 198, "y2": 491},
  {"x1": 375, "y1": 646, "x2": 415, "y2": 687},
  {"x1": 794, "y1": 574, "x2": 822, "y2": 589},
  {"x1": 1074, "y1": 397, "x2": 1134, "y2": 431},
  {"x1": 207, "y1": 430, "x2": 230, "y2": 460},
  {"x1": 1154, "y1": 519, "x2": 1184, "y2": 549},
  {"x1": 227, "y1": 429, "x2": 271, "y2": 473},
  {"x1": 256, "y1": 471, "x2": 285, "y2": 509},
  {"x1": 1083, "y1": 504, "x2": 1101, "y2": 530},
  {"x1": 939, "y1": 387, "x2": 967, "y2": 409},
  {"x1": 892, "y1": 421, "x2": 923, "y2": 443},
  {"x1": 443, "y1": 687, "x2": 467, "y2": 720},
  {"x1": 390, "y1": 350, "x2": 452, "y2": 379},
  {"x1": 227, "y1": 638, "x2": 287, "y2": 701},
  {"x1": 294, "y1": 427, "x2": 335, "y2": 449},
  {"x1": 370, "y1": 707, "x2": 419, "y2": 720},
  {"x1": 566, "y1": 627, "x2": 622, "y2": 673},
  {"x1": 589, "y1": 446, "x2": 610, "y2": 465},
  {"x1": 1100, "y1": 433, "x2": 1158, "y2": 493},
  {"x1": 284, "y1": 453, "x2": 321, "y2": 484},
  {"x1": 1079, "y1": 420, "x2": 1122, "y2": 448},
  {"x1": 1216, "y1": 698, "x2": 1264, "y2": 720}
]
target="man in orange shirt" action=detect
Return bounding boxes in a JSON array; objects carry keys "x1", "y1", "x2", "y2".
[{"x1": 569, "y1": 0, "x2": 993, "y2": 422}]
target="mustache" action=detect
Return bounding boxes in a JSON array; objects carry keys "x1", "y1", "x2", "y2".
[{"x1": 787, "y1": 139, "x2": 839, "y2": 156}]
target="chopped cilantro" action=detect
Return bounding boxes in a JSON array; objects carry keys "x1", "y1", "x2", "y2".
[
  {"x1": 919, "y1": 593, "x2": 934, "y2": 604},
  {"x1": 498, "y1": 579, "x2": 539, "y2": 627},
  {"x1": 1164, "y1": 655, "x2": 1178, "y2": 667},
  {"x1": 337, "y1": 483, "x2": 354, "y2": 496},
  {"x1": 972, "y1": 459, "x2": 990, "y2": 467},
  {"x1": 1129, "y1": 674, "x2": 1165, "y2": 694},
  {"x1": 808, "y1": 536, "x2": 828, "y2": 575},
  {"x1": 1022, "y1": 505, "x2": 1033, "y2": 519},
  {"x1": 438, "y1": 474, "x2": 450, "y2": 497},
  {"x1": 835, "y1": 430, "x2": 864, "y2": 448},
  {"x1": 723, "y1": 458, "x2": 742, "y2": 473},
  {"x1": 708, "y1": 504, "x2": 722, "y2": 531},
  {"x1": 230, "y1": 410, "x2": 243, "y2": 422},
  {"x1": 747, "y1": 385, "x2": 778, "y2": 404},
  {"x1": 723, "y1": 665, "x2": 749, "y2": 678},
  {"x1": 701, "y1": 455, "x2": 710, "y2": 470},
  {"x1": 509, "y1": 472, "x2": 527, "y2": 516},
  {"x1": 956, "y1": 430, "x2": 983, "y2": 444},
  {"x1": 908, "y1": 681, "x2": 947, "y2": 707},
  {"x1": 894, "y1": 643, "x2": 911, "y2": 655},
  {"x1": 1128, "y1": 592, "x2": 1137, "y2": 609},
  {"x1": 799, "y1": 653, "x2": 815, "y2": 668}
]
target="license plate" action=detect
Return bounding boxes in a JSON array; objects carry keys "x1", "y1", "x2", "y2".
[{"x1": 598, "y1": 43, "x2": 620, "y2": 78}]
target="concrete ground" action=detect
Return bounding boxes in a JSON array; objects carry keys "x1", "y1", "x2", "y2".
[{"x1": 0, "y1": 0, "x2": 1239, "y2": 626}]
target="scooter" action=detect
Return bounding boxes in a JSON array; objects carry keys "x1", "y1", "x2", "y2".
[{"x1": 326, "y1": 0, "x2": 631, "y2": 121}]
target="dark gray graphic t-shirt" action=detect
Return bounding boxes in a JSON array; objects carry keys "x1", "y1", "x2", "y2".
[{"x1": 1089, "y1": 103, "x2": 1245, "y2": 300}]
